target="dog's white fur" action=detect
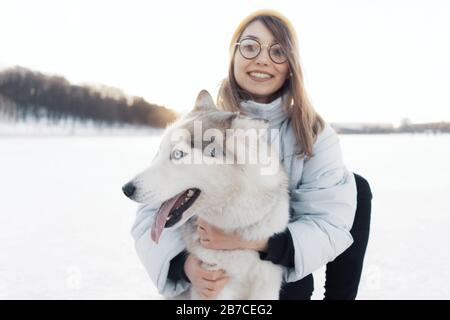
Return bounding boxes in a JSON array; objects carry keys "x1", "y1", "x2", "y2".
[{"x1": 125, "y1": 90, "x2": 289, "y2": 299}]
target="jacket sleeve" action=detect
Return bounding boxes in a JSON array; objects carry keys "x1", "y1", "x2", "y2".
[
  {"x1": 168, "y1": 250, "x2": 190, "y2": 283},
  {"x1": 259, "y1": 228, "x2": 295, "y2": 268},
  {"x1": 130, "y1": 204, "x2": 191, "y2": 297},
  {"x1": 284, "y1": 124, "x2": 357, "y2": 282}
]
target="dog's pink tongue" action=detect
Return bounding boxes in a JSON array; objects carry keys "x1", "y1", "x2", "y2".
[{"x1": 151, "y1": 192, "x2": 185, "y2": 244}]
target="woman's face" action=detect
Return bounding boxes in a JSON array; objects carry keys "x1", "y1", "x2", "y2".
[{"x1": 233, "y1": 20, "x2": 290, "y2": 103}]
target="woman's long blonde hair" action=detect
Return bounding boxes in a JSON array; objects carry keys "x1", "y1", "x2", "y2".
[{"x1": 217, "y1": 9, "x2": 324, "y2": 157}]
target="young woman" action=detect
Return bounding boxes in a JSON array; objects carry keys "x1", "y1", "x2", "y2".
[{"x1": 131, "y1": 9, "x2": 372, "y2": 300}]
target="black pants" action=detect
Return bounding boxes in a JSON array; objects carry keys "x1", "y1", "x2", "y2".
[{"x1": 279, "y1": 173, "x2": 372, "y2": 300}]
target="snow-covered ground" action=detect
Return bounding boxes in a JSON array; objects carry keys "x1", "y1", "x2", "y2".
[
  {"x1": 0, "y1": 133, "x2": 449, "y2": 299},
  {"x1": 0, "y1": 118, "x2": 164, "y2": 137}
]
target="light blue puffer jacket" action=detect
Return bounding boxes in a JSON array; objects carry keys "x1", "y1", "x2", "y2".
[{"x1": 130, "y1": 98, "x2": 357, "y2": 297}]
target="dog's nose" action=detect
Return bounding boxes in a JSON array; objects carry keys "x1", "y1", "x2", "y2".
[{"x1": 122, "y1": 182, "x2": 136, "y2": 197}]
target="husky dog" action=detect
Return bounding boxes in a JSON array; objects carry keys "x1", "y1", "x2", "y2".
[{"x1": 122, "y1": 90, "x2": 289, "y2": 300}]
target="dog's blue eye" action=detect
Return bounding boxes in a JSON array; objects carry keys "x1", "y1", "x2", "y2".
[{"x1": 172, "y1": 149, "x2": 185, "y2": 160}]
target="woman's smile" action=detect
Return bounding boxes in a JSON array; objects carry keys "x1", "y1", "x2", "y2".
[{"x1": 247, "y1": 71, "x2": 275, "y2": 82}]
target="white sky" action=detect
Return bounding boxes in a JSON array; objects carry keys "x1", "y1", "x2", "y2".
[{"x1": 1, "y1": 0, "x2": 449, "y2": 124}]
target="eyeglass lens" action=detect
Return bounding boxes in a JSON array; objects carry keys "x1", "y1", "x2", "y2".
[{"x1": 239, "y1": 38, "x2": 287, "y2": 64}]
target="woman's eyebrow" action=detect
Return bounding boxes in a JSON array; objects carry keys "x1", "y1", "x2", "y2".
[{"x1": 241, "y1": 34, "x2": 277, "y2": 44}]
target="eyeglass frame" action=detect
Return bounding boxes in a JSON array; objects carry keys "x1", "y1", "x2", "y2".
[{"x1": 234, "y1": 37, "x2": 288, "y2": 64}]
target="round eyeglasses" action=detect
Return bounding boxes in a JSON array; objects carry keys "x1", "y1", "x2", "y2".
[{"x1": 235, "y1": 38, "x2": 288, "y2": 64}]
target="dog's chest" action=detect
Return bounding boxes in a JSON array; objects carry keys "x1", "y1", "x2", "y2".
[{"x1": 180, "y1": 221, "x2": 261, "y2": 278}]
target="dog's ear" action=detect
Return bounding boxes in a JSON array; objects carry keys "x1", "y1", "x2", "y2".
[{"x1": 192, "y1": 90, "x2": 217, "y2": 113}]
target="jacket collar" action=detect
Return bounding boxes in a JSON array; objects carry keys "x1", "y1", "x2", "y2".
[{"x1": 239, "y1": 96, "x2": 288, "y2": 130}]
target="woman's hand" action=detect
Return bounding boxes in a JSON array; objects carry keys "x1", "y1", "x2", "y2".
[
  {"x1": 184, "y1": 254, "x2": 230, "y2": 299},
  {"x1": 197, "y1": 217, "x2": 268, "y2": 252}
]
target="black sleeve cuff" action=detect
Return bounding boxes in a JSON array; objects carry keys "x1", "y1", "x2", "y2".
[
  {"x1": 167, "y1": 250, "x2": 190, "y2": 283},
  {"x1": 258, "y1": 228, "x2": 295, "y2": 268}
]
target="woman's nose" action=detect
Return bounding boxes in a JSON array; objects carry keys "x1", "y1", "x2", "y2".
[{"x1": 255, "y1": 48, "x2": 271, "y2": 66}]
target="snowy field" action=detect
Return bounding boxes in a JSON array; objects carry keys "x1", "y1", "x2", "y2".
[{"x1": 0, "y1": 133, "x2": 449, "y2": 299}]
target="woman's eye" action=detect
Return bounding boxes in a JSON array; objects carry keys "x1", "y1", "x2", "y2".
[
  {"x1": 243, "y1": 44, "x2": 257, "y2": 52},
  {"x1": 272, "y1": 48, "x2": 282, "y2": 56},
  {"x1": 172, "y1": 149, "x2": 185, "y2": 160}
]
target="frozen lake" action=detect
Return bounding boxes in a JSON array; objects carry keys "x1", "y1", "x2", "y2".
[{"x1": 1, "y1": 134, "x2": 449, "y2": 299}]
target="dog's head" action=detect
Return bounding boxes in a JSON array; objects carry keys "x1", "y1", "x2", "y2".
[{"x1": 122, "y1": 90, "x2": 283, "y2": 243}]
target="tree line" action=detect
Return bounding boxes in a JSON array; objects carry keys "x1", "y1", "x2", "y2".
[
  {"x1": 0, "y1": 67, "x2": 178, "y2": 128},
  {"x1": 332, "y1": 122, "x2": 450, "y2": 134}
]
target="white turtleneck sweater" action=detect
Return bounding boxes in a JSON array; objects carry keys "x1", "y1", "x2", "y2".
[
  {"x1": 240, "y1": 96, "x2": 287, "y2": 130},
  {"x1": 239, "y1": 96, "x2": 288, "y2": 159}
]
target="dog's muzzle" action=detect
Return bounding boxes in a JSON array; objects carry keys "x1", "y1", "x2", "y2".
[{"x1": 122, "y1": 182, "x2": 136, "y2": 198}]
